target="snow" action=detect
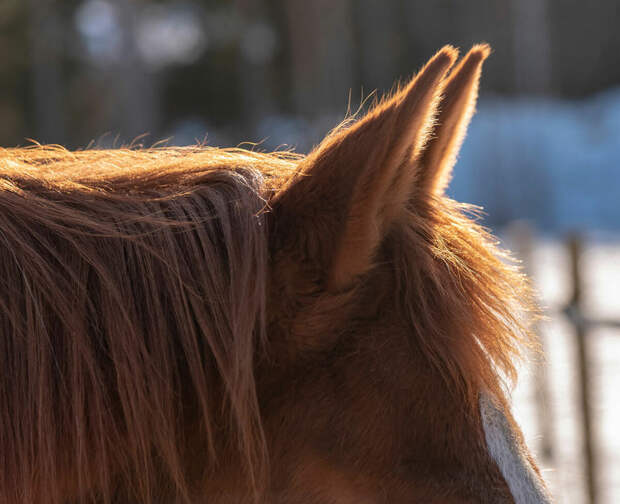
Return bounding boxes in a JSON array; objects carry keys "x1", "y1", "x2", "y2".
[{"x1": 449, "y1": 89, "x2": 620, "y2": 232}]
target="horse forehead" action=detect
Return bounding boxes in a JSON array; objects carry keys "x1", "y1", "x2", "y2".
[{"x1": 479, "y1": 392, "x2": 553, "y2": 504}]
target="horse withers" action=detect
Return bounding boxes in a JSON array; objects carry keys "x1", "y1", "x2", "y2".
[{"x1": 0, "y1": 45, "x2": 551, "y2": 502}]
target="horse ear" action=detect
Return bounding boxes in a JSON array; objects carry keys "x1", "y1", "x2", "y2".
[
  {"x1": 272, "y1": 47, "x2": 457, "y2": 291},
  {"x1": 416, "y1": 44, "x2": 490, "y2": 196}
]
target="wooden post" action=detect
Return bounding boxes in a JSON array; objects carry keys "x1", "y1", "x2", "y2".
[
  {"x1": 568, "y1": 234, "x2": 597, "y2": 504},
  {"x1": 509, "y1": 221, "x2": 554, "y2": 462}
]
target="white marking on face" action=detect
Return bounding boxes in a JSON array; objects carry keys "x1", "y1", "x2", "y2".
[{"x1": 480, "y1": 392, "x2": 553, "y2": 504}]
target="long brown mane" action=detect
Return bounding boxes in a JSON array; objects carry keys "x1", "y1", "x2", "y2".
[
  {"x1": 0, "y1": 146, "x2": 296, "y2": 502},
  {"x1": 0, "y1": 45, "x2": 538, "y2": 503}
]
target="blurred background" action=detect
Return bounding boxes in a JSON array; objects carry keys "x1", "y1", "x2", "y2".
[{"x1": 1, "y1": 1, "x2": 619, "y2": 502}]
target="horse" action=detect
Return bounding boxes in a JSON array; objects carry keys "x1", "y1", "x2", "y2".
[{"x1": 0, "y1": 45, "x2": 552, "y2": 503}]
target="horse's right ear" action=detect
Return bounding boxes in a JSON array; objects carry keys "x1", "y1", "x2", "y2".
[{"x1": 270, "y1": 47, "x2": 457, "y2": 291}]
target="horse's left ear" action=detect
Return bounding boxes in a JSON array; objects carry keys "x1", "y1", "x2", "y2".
[
  {"x1": 416, "y1": 44, "x2": 490, "y2": 196},
  {"x1": 271, "y1": 46, "x2": 457, "y2": 291}
]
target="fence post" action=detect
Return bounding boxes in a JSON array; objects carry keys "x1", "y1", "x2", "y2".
[
  {"x1": 568, "y1": 234, "x2": 597, "y2": 504},
  {"x1": 509, "y1": 221, "x2": 554, "y2": 462}
]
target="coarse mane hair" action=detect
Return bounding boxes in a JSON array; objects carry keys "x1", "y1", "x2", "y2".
[
  {"x1": 0, "y1": 45, "x2": 540, "y2": 504},
  {"x1": 0, "y1": 146, "x2": 296, "y2": 502}
]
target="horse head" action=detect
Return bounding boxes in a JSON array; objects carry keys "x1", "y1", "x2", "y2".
[{"x1": 0, "y1": 45, "x2": 552, "y2": 503}]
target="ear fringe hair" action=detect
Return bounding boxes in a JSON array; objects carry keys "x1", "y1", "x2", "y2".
[{"x1": 395, "y1": 196, "x2": 538, "y2": 409}]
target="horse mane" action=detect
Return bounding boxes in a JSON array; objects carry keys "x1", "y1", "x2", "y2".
[
  {"x1": 0, "y1": 145, "x2": 297, "y2": 502},
  {"x1": 391, "y1": 196, "x2": 535, "y2": 404}
]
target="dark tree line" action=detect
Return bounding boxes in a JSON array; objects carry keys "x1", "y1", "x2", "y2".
[{"x1": 1, "y1": 0, "x2": 619, "y2": 149}]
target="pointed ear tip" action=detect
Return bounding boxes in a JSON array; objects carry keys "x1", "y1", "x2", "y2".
[
  {"x1": 434, "y1": 45, "x2": 460, "y2": 65},
  {"x1": 470, "y1": 43, "x2": 492, "y2": 60}
]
